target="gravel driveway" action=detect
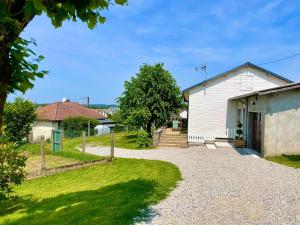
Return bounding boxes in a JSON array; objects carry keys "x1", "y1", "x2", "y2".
[{"x1": 86, "y1": 146, "x2": 300, "y2": 225}]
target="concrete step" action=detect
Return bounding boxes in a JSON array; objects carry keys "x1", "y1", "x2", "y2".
[
  {"x1": 205, "y1": 143, "x2": 217, "y2": 150},
  {"x1": 215, "y1": 138, "x2": 233, "y2": 143}
]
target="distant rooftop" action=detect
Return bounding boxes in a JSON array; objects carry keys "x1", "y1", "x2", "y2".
[{"x1": 36, "y1": 101, "x2": 106, "y2": 121}]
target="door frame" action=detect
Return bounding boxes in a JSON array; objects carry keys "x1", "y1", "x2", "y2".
[{"x1": 249, "y1": 112, "x2": 264, "y2": 153}]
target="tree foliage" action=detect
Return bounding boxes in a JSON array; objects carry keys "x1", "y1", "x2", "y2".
[
  {"x1": 236, "y1": 121, "x2": 243, "y2": 139},
  {"x1": 0, "y1": 142, "x2": 27, "y2": 200},
  {"x1": 61, "y1": 117, "x2": 99, "y2": 138},
  {"x1": 136, "y1": 130, "x2": 151, "y2": 148},
  {"x1": 2, "y1": 97, "x2": 36, "y2": 145},
  {"x1": 118, "y1": 63, "x2": 183, "y2": 134},
  {"x1": 0, "y1": 0, "x2": 128, "y2": 128}
]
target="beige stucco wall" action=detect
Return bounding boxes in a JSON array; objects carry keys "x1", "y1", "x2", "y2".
[
  {"x1": 264, "y1": 90, "x2": 300, "y2": 156},
  {"x1": 30, "y1": 121, "x2": 59, "y2": 143},
  {"x1": 246, "y1": 89, "x2": 300, "y2": 156}
]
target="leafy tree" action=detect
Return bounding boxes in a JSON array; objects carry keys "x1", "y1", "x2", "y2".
[
  {"x1": 118, "y1": 63, "x2": 182, "y2": 134},
  {"x1": 0, "y1": 0, "x2": 128, "y2": 129},
  {"x1": 0, "y1": 142, "x2": 27, "y2": 200},
  {"x1": 2, "y1": 97, "x2": 36, "y2": 145},
  {"x1": 136, "y1": 130, "x2": 151, "y2": 148},
  {"x1": 124, "y1": 108, "x2": 150, "y2": 130},
  {"x1": 110, "y1": 110, "x2": 123, "y2": 125},
  {"x1": 61, "y1": 117, "x2": 99, "y2": 138}
]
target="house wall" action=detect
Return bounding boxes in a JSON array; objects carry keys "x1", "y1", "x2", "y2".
[
  {"x1": 187, "y1": 66, "x2": 288, "y2": 138},
  {"x1": 246, "y1": 89, "x2": 300, "y2": 156},
  {"x1": 30, "y1": 121, "x2": 59, "y2": 143}
]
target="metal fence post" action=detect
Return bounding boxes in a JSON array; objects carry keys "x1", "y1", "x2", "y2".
[
  {"x1": 40, "y1": 135, "x2": 46, "y2": 173},
  {"x1": 82, "y1": 131, "x2": 86, "y2": 152}
]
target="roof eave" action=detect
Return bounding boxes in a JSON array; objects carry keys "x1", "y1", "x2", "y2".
[{"x1": 182, "y1": 62, "x2": 293, "y2": 93}]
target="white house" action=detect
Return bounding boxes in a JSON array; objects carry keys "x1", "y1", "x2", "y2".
[{"x1": 183, "y1": 62, "x2": 293, "y2": 149}]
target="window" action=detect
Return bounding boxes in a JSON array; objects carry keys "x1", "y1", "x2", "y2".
[{"x1": 240, "y1": 74, "x2": 253, "y2": 91}]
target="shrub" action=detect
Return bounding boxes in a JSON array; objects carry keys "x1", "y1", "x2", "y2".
[
  {"x1": 136, "y1": 130, "x2": 151, "y2": 148},
  {"x1": 61, "y1": 117, "x2": 99, "y2": 138},
  {"x1": 236, "y1": 121, "x2": 243, "y2": 139},
  {"x1": 0, "y1": 143, "x2": 27, "y2": 200},
  {"x1": 3, "y1": 97, "x2": 36, "y2": 145}
]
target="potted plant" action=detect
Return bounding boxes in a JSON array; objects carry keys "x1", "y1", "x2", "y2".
[{"x1": 235, "y1": 121, "x2": 246, "y2": 148}]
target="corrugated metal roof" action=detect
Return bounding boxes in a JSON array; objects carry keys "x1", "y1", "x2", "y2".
[
  {"x1": 182, "y1": 62, "x2": 293, "y2": 93},
  {"x1": 229, "y1": 82, "x2": 300, "y2": 100}
]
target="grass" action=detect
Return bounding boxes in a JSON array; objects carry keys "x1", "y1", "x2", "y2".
[
  {"x1": 0, "y1": 158, "x2": 181, "y2": 225},
  {"x1": 87, "y1": 131, "x2": 154, "y2": 150},
  {"x1": 265, "y1": 155, "x2": 300, "y2": 169},
  {"x1": 19, "y1": 137, "x2": 102, "y2": 162},
  {"x1": 25, "y1": 155, "x2": 79, "y2": 173},
  {"x1": 19, "y1": 136, "x2": 103, "y2": 173},
  {"x1": 18, "y1": 131, "x2": 152, "y2": 173}
]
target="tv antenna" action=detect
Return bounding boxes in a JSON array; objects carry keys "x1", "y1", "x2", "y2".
[
  {"x1": 195, "y1": 62, "x2": 208, "y2": 95},
  {"x1": 195, "y1": 62, "x2": 207, "y2": 82}
]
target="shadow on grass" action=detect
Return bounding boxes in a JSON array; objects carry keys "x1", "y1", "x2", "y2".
[
  {"x1": 1, "y1": 179, "x2": 158, "y2": 225},
  {"x1": 119, "y1": 134, "x2": 138, "y2": 144},
  {"x1": 125, "y1": 134, "x2": 138, "y2": 140},
  {"x1": 282, "y1": 154, "x2": 300, "y2": 162}
]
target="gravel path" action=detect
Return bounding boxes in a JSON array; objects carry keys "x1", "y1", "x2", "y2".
[{"x1": 86, "y1": 146, "x2": 300, "y2": 225}]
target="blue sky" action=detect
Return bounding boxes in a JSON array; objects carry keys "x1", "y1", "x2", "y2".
[{"x1": 9, "y1": 0, "x2": 300, "y2": 104}]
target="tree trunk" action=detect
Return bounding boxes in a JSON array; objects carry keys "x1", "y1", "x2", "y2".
[
  {"x1": 0, "y1": 83, "x2": 8, "y2": 131},
  {"x1": 146, "y1": 121, "x2": 152, "y2": 136},
  {"x1": 0, "y1": 52, "x2": 11, "y2": 132}
]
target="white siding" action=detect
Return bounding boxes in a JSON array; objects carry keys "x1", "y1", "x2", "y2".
[
  {"x1": 30, "y1": 121, "x2": 59, "y2": 143},
  {"x1": 187, "y1": 67, "x2": 289, "y2": 137}
]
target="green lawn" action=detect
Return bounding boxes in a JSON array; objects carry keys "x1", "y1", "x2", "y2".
[
  {"x1": 19, "y1": 137, "x2": 103, "y2": 173},
  {"x1": 25, "y1": 155, "x2": 79, "y2": 173},
  {"x1": 265, "y1": 155, "x2": 300, "y2": 169},
  {"x1": 0, "y1": 158, "x2": 181, "y2": 225},
  {"x1": 19, "y1": 131, "x2": 152, "y2": 173},
  {"x1": 87, "y1": 131, "x2": 154, "y2": 150},
  {"x1": 19, "y1": 137, "x2": 102, "y2": 163}
]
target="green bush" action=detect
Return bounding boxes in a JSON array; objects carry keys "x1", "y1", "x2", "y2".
[
  {"x1": 0, "y1": 143, "x2": 27, "y2": 200},
  {"x1": 3, "y1": 97, "x2": 36, "y2": 145},
  {"x1": 61, "y1": 117, "x2": 99, "y2": 138},
  {"x1": 136, "y1": 130, "x2": 151, "y2": 148},
  {"x1": 236, "y1": 121, "x2": 243, "y2": 139}
]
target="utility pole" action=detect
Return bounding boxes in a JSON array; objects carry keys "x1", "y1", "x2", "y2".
[{"x1": 87, "y1": 96, "x2": 90, "y2": 108}]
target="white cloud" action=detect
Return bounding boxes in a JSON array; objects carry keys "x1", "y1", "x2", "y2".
[{"x1": 258, "y1": 0, "x2": 283, "y2": 14}]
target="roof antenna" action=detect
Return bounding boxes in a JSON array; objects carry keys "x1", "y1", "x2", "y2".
[
  {"x1": 195, "y1": 62, "x2": 207, "y2": 95},
  {"x1": 195, "y1": 62, "x2": 207, "y2": 83}
]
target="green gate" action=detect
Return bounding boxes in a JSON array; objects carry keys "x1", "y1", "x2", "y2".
[{"x1": 52, "y1": 129, "x2": 62, "y2": 151}]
